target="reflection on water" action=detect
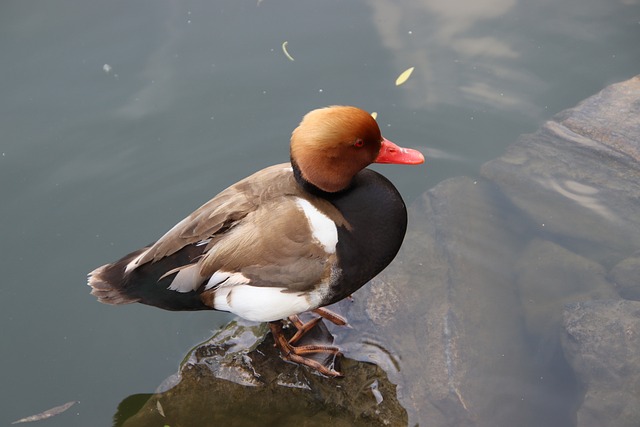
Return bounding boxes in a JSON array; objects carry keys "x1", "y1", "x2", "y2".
[
  {"x1": 370, "y1": 0, "x2": 538, "y2": 113},
  {"x1": 370, "y1": 0, "x2": 639, "y2": 119},
  {"x1": 1, "y1": 0, "x2": 639, "y2": 426}
]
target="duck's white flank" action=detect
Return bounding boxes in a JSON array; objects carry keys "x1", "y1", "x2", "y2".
[
  {"x1": 212, "y1": 284, "x2": 322, "y2": 322},
  {"x1": 294, "y1": 197, "x2": 338, "y2": 254}
]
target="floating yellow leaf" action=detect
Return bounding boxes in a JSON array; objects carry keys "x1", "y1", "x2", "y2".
[
  {"x1": 395, "y1": 67, "x2": 415, "y2": 86},
  {"x1": 281, "y1": 41, "x2": 295, "y2": 61},
  {"x1": 371, "y1": 112, "x2": 378, "y2": 120}
]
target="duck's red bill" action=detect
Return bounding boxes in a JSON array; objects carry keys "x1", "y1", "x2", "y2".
[{"x1": 374, "y1": 138, "x2": 425, "y2": 165}]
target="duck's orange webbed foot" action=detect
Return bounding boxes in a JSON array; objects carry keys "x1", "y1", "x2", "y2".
[{"x1": 269, "y1": 317, "x2": 343, "y2": 378}]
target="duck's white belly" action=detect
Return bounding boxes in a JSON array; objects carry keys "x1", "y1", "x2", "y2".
[{"x1": 212, "y1": 284, "x2": 325, "y2": 322}]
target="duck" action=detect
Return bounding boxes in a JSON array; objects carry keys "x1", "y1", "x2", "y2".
[{"x1": 88, "y1": 105, "x2": 424, "y2": 376}]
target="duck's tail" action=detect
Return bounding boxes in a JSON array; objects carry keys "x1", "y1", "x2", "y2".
[
  {"x1": 87, "y1": 245, "x2": 213, "y2": 311},
  {"x1": 87, "y1": 248, "x2": 147, "y2": 305}
]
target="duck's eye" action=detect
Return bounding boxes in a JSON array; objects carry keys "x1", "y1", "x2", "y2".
[{"x1": 354, "y1": 138, "x2": 364, "y2": 148}]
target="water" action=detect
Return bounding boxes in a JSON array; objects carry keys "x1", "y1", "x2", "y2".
[{"x1": 1, "y1": 0, "x2": 639, "y2": 425}]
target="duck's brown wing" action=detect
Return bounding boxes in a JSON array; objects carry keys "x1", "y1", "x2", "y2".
[{"x1": 126, "y1": 163, "x2": 296, "y2": 269}]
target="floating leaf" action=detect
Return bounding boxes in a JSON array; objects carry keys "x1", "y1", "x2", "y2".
[
  {"x1": 12, "y1": 401, "x2": 77, "y2": 424},
  {"x1": 395, "y1": 67, "x2": 415, "y2": 86},
  {"x1": 370, "y1": 112, "x2": 378, "y2": 120},
  {"x1": 281, "y1": 41, "x2": 295, "y2": 61}
]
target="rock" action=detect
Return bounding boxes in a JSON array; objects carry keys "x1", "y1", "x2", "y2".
[
  {"x1": 609, "y1": 252, "x2": 640, "y2": 301},
  {"x1": 515, "y1": 239, "x2": 617, "y2": 361},
  {"x1": 555, "y1": 77, "x2": 640, "y2": 162},
  {"x1": 562, "y1": 300, "x2": 640, "y2": 427},
  {"x1": 117, "y1": 319, "x2": 408, "y2": 427},
  {"x1": 481, "y1": 76, "x2": 640, "y2": 265}
]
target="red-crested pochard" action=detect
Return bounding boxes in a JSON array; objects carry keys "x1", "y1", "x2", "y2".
[{"x1": 88, "y1": 105, "x2": 424, "y2": 376}]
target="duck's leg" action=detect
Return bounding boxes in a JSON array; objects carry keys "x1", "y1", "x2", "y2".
[
  {"x1": 313, "y1": 307, "x2": 348, "y2": 326},
  {"x1": 287, "y1": 307, "x2": 348, "y2": 345},
  {"x1": 287, "y1": 315, "x2": 323, "y2": 345},
  {"x1": 269, "y1": 321, "x2": 343, "y2": 377}
]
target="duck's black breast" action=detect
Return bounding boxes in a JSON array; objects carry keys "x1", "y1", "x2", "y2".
[{"x1": 324, "y1": 168, "x2": 408, "y2": 305}]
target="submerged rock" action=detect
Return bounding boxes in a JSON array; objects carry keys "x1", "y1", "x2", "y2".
[
  {"x1": 381, "y1": 75, "x2": 640, "y2": 425},
  {"x1": 562, "y1": 300, "x2": 640, "y2": 427},
  {"x1": 515, "y1": 239, "x2": 617, "y2": 362},
  {"x1": 609, "y1": 252, "x2": 640, "y2": 301},
  {"x1": 481, "y1": 76, "x2": 640, "y2": 265}
]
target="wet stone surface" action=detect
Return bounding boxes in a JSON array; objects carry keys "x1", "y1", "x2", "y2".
[{"x1": 117, "y1": 319, "x2": 408, "y2": 427}]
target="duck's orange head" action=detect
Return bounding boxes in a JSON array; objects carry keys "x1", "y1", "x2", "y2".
[{"x1": 290, "y1": 106, "x2": 424, "y2": 193}]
